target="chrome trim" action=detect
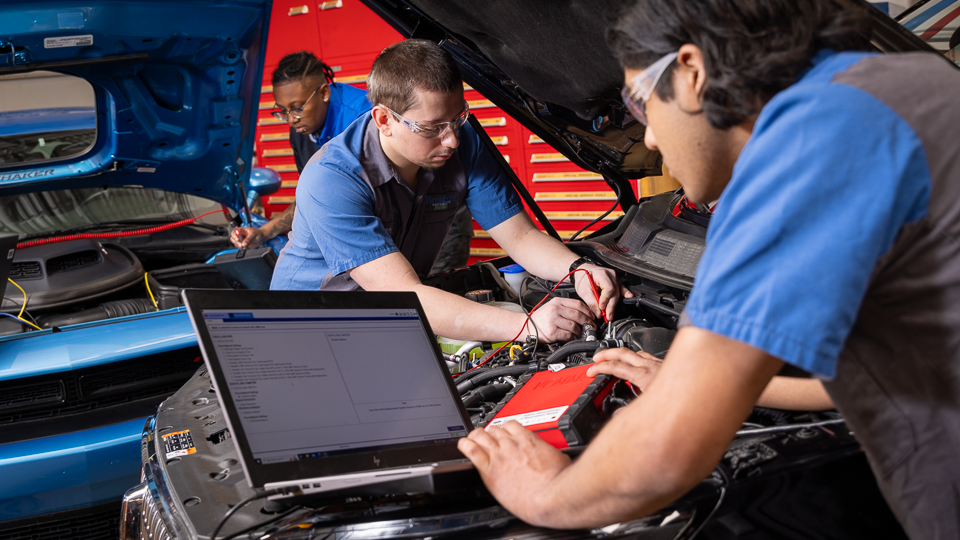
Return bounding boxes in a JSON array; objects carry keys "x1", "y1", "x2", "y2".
[{"x1": 120, "y1": 478, "x2": 172, "y2": 540}]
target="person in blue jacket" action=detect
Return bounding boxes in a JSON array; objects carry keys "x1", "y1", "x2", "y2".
[
  {"x1": 458, "y1": 0, "x2": 960, "y2": 538},
  {"x1": 232, "y1": 50, "x2": 472, "y2": 273}
]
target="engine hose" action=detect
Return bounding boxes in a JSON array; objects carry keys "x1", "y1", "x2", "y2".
[
  {"x1": 37, "y1": 297, "x2": 157, "y2": 328},
  {"x1": 457, "y1": 365, "x2": 535, "y2": 394},
  {"x1": 16, "y1": 209, "x2": 225, "y2": 249},
  {"x1": 543, "y1": 340, "x2": 601, "y2": 365}
]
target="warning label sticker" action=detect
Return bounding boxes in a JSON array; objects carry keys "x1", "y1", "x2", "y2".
[
  {"x1": 44, "y1": 35, "x2": 93, "y2": 48},
  {"x1": 163, "y1": 430, "x2": 197, "y2": 458},
  {"x1": 486, "y1": 406, "x2": 568, "y2": 430}
]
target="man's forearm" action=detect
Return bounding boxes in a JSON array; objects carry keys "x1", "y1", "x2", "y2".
[
  {"x1": 410, "y1": 282, "x2": 530, "y2": 342},
  {"x1": 487, "y1": 213, "x2": 578, "y2": 283},
  {"x1": 259, "y1": 203, "x2": 296, "y2": 239}
]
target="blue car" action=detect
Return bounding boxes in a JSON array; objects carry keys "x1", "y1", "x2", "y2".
[{"x1": 0, "y1": 0, "x2": 275, "y2": 534}]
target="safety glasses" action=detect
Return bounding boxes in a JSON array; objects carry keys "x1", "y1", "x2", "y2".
[
  {"x1": 271, "y1": 86, "x2": 322, "y2": 121},
  {"x1": 621, "y1": 52, "x2": 678, "y2": 126},
  {"x1": 381, "y1": 101, "x2": 471, "y2": 139}
]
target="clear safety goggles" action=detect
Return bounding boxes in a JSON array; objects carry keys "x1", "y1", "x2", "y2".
[
  {"x1": 620, "y1": 52, "x2": 678, "y2": 126},
  {"x1": 381, "y1": 101, "x2": 471, "y2": 139}
]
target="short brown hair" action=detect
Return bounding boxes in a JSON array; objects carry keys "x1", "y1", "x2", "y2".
[{"x1": 367, "y1": 39, "x2": 462, "y2": 114}]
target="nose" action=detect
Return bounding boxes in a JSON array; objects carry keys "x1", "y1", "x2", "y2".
[
  {"x1": 439, "y1": 125, "x2": 461, "y2": 149},
  {"x1": 643, "y1": 124, "x2": 658, "y2": 151}
]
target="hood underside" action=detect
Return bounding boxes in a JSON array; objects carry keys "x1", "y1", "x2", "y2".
[
  {"x1": 362, "y1": 0, "x2": 935, "y2": 210},
  {"x1": 0, "y1": 0, "x2": 270, "y2": 208}
]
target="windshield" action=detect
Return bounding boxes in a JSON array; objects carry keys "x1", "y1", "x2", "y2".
[{"x1": 0, "y1": 188, "x2": 231, "y2": 238}]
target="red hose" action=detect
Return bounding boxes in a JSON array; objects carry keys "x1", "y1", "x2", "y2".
[{"x1": 16, "y1": 210, "x2": 226, "y2": 249}]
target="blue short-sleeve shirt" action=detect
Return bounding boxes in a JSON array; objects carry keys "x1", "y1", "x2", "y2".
[
  {"x1": 683, "y1": 51, "x2": 930, "y2": 378},
  {"x1": 270, "y1": 116, "x2": 523, "y2": 290}
]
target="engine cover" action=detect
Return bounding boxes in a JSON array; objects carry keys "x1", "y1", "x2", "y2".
[{"x1": 6, "y1": 239, "x2": 144, "y2": 311}]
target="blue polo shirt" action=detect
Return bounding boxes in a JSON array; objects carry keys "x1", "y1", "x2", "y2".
[
  {"x1": 271, "y1": 116, "x2": 523, "y2": 290},
  {"x1": 683, "y1": 51, "x2": 930, "y2": 378}
]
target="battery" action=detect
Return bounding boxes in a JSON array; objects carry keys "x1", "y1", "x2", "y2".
[{"x1": 484, "y1": 364, "x2": 615, "y2": 449}]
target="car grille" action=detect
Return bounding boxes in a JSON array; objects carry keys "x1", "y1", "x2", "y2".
[
  {"x1": 8, "y1": 261, "x2": 42, "y2": 280},
  {"x1": 0, "y1": 500, "x2": 120, "y2": 540},
  {"x1": 46, "y1": 249, "x2": 100, "y2": 275},
  {"x1": 0, "y1": 347, "x2": 202, "y2": 444},
  {"x1": 120, "y1": 483, "x2": 172, "y2": 540}
]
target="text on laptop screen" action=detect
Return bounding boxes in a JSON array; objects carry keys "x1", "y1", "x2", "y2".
[{"x1": 200, "y1": 308, "x2": 467, "y2": 464}]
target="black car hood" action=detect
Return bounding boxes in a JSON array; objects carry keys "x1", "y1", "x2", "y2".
[{"x1": 361, "y1": 0, "x2": 935, "y2": 210}]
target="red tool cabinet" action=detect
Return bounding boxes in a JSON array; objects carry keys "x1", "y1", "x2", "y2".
[{"x1": 253, "y1": 1, "x2": 641, "y2": 265}]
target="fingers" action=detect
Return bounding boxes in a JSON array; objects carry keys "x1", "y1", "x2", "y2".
[
  {"x1": 593, "y1": 347, "x2": 661, "y2": 367},
  {"x1": 230, "y1": 228, "x2": 247, "y2": 248},
  {"x1": 587, "y1": 348, "x2": 662, "y2": 390},
  {"x1": 458, "y1": 435, "x2": 491, "y2": 469}
]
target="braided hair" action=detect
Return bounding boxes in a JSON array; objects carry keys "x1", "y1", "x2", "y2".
[{"x1": 272, "y1": 51, "x2": 335, "y2": 87}]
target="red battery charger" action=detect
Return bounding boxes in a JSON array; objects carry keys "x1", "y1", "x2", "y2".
[{"x1": 484, "y1": 364, "x2": 616, "y2": 449}]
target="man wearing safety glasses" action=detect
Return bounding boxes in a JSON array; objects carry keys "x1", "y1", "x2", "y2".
[
  {"x1": 457, "y1": 0, "x2": 960, "y2": 538},
  {"x1": 271, "y1": 39, "x2": 627, "y2": 344}
]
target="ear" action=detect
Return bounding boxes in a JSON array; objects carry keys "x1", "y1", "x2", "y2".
[
  {"x1": 675, "y1": 43, "x2": 708, "y2": 103},
  {"x1": 320, "y1": 83, "x2": 331, "y2": 103},
  {"x1": 371, "y1": 106, "x2": 393, "y2": 136}
]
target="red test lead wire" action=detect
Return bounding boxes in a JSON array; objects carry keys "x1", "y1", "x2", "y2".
[
  {"x1": 455, "y1": 268, "x2": 608, "y2": 376},
  {"x1": 15, "y1": 210, "x2": 227, "y2": 249}
]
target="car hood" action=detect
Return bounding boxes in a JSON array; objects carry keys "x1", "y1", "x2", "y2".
[
  {"x1": 361, "y1": 0, "x2": 935, "y2": 211},
  {"x1": 0, "y1": 0, "x2": 271, "y2": 209}
]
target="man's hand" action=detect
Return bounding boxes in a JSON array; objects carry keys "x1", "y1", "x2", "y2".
[
  {"x1": 588, "y1": 348, "x2": 662, "y2": 393},
  {"x1": 458, "y1": 421, "x2": 571, "y2": 526},
  {"x1": 230, "y1": 226, "x2": 269, "y2": 249},
  {"x1": 526, "y1": 296, "x2": 595, "y2": 343},
  {"x1": 573, "y1": 264, "x2": 633, "y2": 321}
]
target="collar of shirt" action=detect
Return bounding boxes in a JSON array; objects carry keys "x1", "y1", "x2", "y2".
[{"x1": 309, "y1": 83, "x2": 347, "y2": 147}]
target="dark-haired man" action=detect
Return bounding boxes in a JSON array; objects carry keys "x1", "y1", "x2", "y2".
[
  {"x1": 270, "y1": 39, "x2": 626, "y2": 343},
  {"x1": 458, "y1": 0, "x2": 960, "y2": 537}
]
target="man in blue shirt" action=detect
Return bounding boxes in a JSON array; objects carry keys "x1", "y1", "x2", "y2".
[
  {"x1": 231, "y1": 51, "x2": 371, "y2": 249},
  {"x1": 459, "y1": 0, "x2": 960, "y2": 537},
  {"x1": 271, "y1": 40, "x2": 625, "y2": 343}
]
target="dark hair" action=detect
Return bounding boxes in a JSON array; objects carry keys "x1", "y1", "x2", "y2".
[
  {"x1": 367, "y1": 39, "x2": 462, "y2": 114},
  {"x1": 607, "y1": 0, "x2": 872, "y2": 129},
  {"x1": 272, "y1": 51, "x2": 335, "y2": 87}
]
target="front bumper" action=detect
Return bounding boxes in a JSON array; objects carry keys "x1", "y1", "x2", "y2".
[{"x1": 0, "y1": 417, "x2": 143, "y2": 521}]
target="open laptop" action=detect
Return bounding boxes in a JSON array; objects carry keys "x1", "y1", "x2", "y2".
[
  {"x1": 182, "y1": 289, "x2": 475, "y2": 500},
  {"x1": 0, "y1": 235, "x2": 18, "y2": 309}
]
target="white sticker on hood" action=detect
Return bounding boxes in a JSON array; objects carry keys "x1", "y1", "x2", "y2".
[
  {"x1": 44, "y1": 35, "x2": 93, "y2": 48},
  {"x1": 486, "y1": 406, "x2": 568, "y2": 430}
]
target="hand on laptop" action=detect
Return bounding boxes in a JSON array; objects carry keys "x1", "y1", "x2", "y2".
[
  {"x1": 525, "y1": 297, "x2": 595, "y2": 343},
  {"x1": 458, "y1": 421, "x2": 571, "y2": 527}
]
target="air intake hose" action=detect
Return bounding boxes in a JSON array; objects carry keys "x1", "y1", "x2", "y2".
[{"x1": 37, "y1": 298, "x2": 157, "y2": 328}]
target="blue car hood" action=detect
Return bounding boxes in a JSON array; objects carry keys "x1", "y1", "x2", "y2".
[{"x1": 0, "y1": 0, "x2": 271, "y2": 209}]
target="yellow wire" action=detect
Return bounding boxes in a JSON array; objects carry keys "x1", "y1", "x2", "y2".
[
  {"x1": 6, "y1": 278, "x2": 41, "y2": 330},
  {"x1": 144, "y1": 273, "x2": 159, "y2": 311},
  {"x1": 7, "y1": 277, "x2": 27, "y2": 318}
]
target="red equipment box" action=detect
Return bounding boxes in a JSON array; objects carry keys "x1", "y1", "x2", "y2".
[{"x1": 484, "y1": 364, "x2": 616, "y2": 449}]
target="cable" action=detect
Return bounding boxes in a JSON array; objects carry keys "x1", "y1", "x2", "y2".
[
  {"x1": 455, "y1": 268, "x2": 605, "y2": 377},
  {"x1": 0, "y1": 312, "x2": 41, "y2": 331},
  {"x1": 569, "y1": 183, "x2": 621, "y2": 242},
  {"x1": 7, "y1": 277, "x2": 28, "y2": 318},
  {"x1": 3, "y1": 278, "x2": 41, "y2": 330},
  {"x1": 16, "y1": 210, "x2": 225, "y2": 249},
  {"x1": 144, "y1": 273, "x2": 159, "y2": 311},
  {"x1": 210, "y1": 487, "x2": 299, "y2": 540}
]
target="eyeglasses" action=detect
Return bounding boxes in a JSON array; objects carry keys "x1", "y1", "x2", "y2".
[
  {"x1": 381, "y1": 101, "x2": 471, "y2": 139},
  {"x1": 271, "y1": 86, "x2": 321, "y2": 122},
  {"x1": 621, "y1": 52, "x2": 678, "y2": 126}
]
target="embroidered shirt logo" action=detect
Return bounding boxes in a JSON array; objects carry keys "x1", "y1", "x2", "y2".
[{"x1": 426, "y1": 194, "x2": 456, "y2": 211}]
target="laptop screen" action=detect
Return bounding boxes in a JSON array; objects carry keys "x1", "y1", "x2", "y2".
[
  {"x1": 183, "y1": 290, "x2": 472, "y2": 488},
  {"x1": 199, "y1": 307, "x2": 469, "y2": 464}
]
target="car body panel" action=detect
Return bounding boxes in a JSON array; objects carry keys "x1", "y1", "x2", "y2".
[
  {"x1": 0, "y1": 0, "x2": 271, "y2": 211},
  {"x1": 0, "y1": 310, "x2": 196, "y2": 382},
  {"x1": 0, "y1": 417, "x2": 142, "y2": 520}
]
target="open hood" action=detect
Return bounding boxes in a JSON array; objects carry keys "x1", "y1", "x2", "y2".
[
  {"x1": 0, "y1": 0, "x2": 271, "y2": 209},
  {"x1": 361, "y1": 0, "x2": 937, "y2": 212}
]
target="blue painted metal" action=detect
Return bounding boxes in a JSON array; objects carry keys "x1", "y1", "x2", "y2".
[
  {"x1": 0, "y1": 418, "x2": 144, "y2": 522},
  {"x1": 0, "y1": 0, "x2": 272, "y2": 214},
  {"x1": 0, "y1": 310, "x2": 197, "y2": 382},
  {"x1": 0, "y1": 0, "x2": 272, "y2": 522}
]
